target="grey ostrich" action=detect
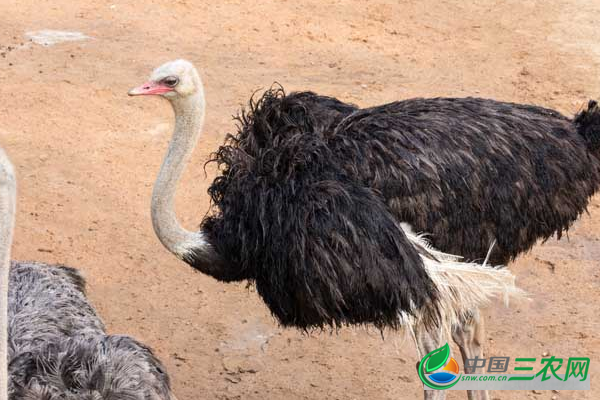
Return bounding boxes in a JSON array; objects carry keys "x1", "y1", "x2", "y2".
[
  {"x1": 0, "y1": 150, "x2": 177, "y2": 400},
  {"x1": 129, "y1": 60, "x2": 525, "y2": 400}
]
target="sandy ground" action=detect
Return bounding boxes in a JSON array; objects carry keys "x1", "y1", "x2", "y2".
[{"x1": 1, "y1": 0, "x2": 600, "y2": 399}]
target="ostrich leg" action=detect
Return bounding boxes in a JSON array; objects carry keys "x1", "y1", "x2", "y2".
[
  {"x1": 452, "y1": 310, "x2": 489, "y2": 400},
  {"x1": 412, "y1": 324, "x2": 447, "y2": 400}
]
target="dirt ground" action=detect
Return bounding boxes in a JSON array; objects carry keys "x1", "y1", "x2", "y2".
[{"x1": 1, "y1": 0, "x2": 600, "y2": 399}]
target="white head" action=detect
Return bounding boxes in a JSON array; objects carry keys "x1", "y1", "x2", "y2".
[{"x1": 128, "y1": 59, "x2": 202, "y2": 100}]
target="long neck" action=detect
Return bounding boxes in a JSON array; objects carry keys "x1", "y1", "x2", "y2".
[
  {"x1": 151, "y1": 90, "x2": 220, "y2": 268},
  {"x1": 0, "y1": 149, "x2": 15, "y2": 400}
]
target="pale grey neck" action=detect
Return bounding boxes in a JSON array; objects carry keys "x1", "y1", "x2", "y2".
[
  {"x1": 0, "y1": 149, "x2": 15, "y2": 400},
  {"x1": 151, "y1": 91, "x2": 210, "y2": 259}
]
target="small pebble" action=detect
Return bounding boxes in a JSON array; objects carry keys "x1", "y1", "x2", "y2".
[{"x1": 542, "y1": 351, "x2": 549, "y2": 357}]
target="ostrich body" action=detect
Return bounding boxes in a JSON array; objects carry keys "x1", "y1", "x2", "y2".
[
  {"x1": 0, "y1": 151, "x2": 176, "y2": 399},
  {"x1": 230, "y1": 91, "x2": 600, "y2": 265},
  {"x1": 129, "y1": 60, "x2": 527, "y2": 400}
]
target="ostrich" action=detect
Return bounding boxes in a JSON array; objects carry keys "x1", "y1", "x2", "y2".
[
  {"x1": 0, "y1": 149, "x2": 177, "y2": 400},
  {"x1": 129, "y1": 60, "x2": 527, "y2": 399}
]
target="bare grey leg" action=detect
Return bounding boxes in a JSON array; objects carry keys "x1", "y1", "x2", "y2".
[
  {"x1": 412, "y1": 323, "x2": 447, "y2": 400},
  {"x1": 452, "y1": 309, "x2": 489, "y2": 400}
]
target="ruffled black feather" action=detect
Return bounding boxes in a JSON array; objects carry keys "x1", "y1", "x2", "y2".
[{"x1": 203, "y1": 88, "x2": 437, "y2": 329}]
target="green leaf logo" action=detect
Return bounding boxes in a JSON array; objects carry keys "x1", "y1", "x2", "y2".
[
  {"x1": 418, "y1": 343, "x2": 460, "y2": 390},
  {"x1": 425, "y1": 343, "x2": 450, "y2": 373}
]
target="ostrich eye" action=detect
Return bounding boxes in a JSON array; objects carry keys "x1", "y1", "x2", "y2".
[{"x1": 162, "y1": 76, "x2": 179, "y2": 87}]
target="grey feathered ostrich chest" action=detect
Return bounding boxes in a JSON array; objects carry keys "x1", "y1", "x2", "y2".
[{"x1": 8, "y1": 261, "x2": 174, "y2": 400}]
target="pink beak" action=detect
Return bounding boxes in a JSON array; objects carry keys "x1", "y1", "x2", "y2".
[{"x1": 128, "y1": 80, "x2": 173, "y2": 96}]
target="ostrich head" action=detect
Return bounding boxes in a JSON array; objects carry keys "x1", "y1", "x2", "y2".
[{"x1": 128, "y1": 59, "x2": 202, "y2": 100}]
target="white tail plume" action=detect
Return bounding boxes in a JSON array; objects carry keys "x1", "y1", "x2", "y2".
[{"x1": 399, "y1": 223, "x2": 526, "y2": 333}]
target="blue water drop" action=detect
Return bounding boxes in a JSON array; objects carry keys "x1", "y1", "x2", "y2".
[{"x1": 429, "y1": 372, "x2": 457, "y2": 384}]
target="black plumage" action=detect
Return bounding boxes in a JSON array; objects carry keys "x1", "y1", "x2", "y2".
[
  {"x1": 329, "y1": 96, "x2": 600, "y2": 264},
  {"x1": 198, "y1": 88, "x2": 600, "y2": 329},
  {"x1": 203, "y1": 91, "x2": 436, "y2": 328}
]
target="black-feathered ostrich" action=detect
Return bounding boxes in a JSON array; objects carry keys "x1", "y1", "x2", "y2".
[
  {"x1": 128, "y1": 60, "x2": 536, "y2": 400},
  {"x1": 0, "y1": 149, "x2": 177, "y2": 400}
]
